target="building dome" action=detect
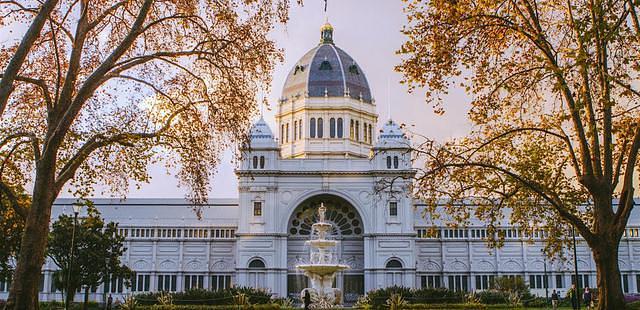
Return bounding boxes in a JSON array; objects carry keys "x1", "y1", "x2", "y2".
[
  {"x1": 281, "y1": 23, "x2": 373, "y2": 103},
  {"x1": 375, "y1": 119, "x2": 410, "y2": 149},
  {"x1": 247, "y1": 117, "x2": 277, "y2": 148}
]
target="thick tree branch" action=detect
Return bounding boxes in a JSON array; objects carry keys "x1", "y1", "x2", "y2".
[
  {"x1": 614, "y1": 125, "x2": 640, "y2": 229},
  {"x1": 0, "y1": 181, "x2": 26, "y2": 219}
]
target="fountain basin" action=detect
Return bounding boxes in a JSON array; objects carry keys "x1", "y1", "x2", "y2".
[
  {"x1": 305, "y1": 239, "x2": 338, "y2": 248},
  {"x1": 296, "y1": 264, "x2": 349, "y2": 276}
]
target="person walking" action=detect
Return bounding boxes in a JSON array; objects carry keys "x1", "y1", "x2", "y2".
[
  {"x1": 583, "y1": 287, "x2": 592, "y2": 310},
  {"x1": 303, "y1": 289, "x2": 311, "y2": 310},
  {"x1": 551, "y1": 289, "x2": 559, "y2": 310},
  {"x1": 106, "y1": 294, "x2": 113, "y2": 310},
  {"x1": 568, "y1": 284, "x2": 578, "y2": 310}
]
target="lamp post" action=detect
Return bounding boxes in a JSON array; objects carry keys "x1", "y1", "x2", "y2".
[
  {"x1": 541, "y1": 248, "x2": 548, "y2": 309},
  {"x1": 572, "y1": 226, "x2": 580, "y2": 310},
  {"x1": 65, "y1": 204, "x2": 82, "y2": 310}
]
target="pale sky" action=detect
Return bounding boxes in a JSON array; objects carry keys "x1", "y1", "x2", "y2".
[{"x1": 61, "y1": 0, "x2": 474, "y2": 199}]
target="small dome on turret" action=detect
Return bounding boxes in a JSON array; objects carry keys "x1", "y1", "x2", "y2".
[
  {"x1": 247, "y1": 117, "x2": 277, "y2": 149},
  {"x1": 375, "y1": 119, "x2": 410, "y2": 149}
]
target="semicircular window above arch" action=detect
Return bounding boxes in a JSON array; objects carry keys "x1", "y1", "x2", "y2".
[{"x1": 288, "y1": 194, "x2": 363, "y2": 237}]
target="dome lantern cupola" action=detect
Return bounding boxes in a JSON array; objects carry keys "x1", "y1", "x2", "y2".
[{"x1": 320, "y1": 22, "x2": 334, "y2": 44}]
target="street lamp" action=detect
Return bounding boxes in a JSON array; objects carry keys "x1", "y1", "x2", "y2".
[
  {"x1": 65, "y1": 203, "x2": 82, "y2": 310},
  {"x1": 572, "y1": 226, "x2": 580, "y2": 310}
]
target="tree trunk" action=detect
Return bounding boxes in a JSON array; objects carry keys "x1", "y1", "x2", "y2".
[
  {"x1": 4, "y1": 162, "x2": 57, "y2": 310},
  {"x1": 592, "y1": 241, "x2": 625, "y2": 310}
]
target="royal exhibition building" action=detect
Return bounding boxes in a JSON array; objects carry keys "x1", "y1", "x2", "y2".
[{"x1": 3, "y1": 23, "x2": 640, "y2": 305}]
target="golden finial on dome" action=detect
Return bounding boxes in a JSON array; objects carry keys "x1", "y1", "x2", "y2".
[{"x1": 320, "y1": 20, "x2": 334, "y2": 44}]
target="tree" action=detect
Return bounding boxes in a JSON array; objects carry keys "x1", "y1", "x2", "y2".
[
  {"x1": 0, "y1": 184, "x2": 28, "y2": 281},
  {"x1": 47, "y1": 201, "x2": 130, "y2": 309},
  {"x1": 0, "y1": 1, "x2": 295, "y2": 308},
  {"x1": 397, "y1": 0, "x2": 640, "y2": 308}
]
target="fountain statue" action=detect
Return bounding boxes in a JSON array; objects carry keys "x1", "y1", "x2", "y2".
[{"x1": 296, "y1": 203, "x2": 350, "y2": 308}]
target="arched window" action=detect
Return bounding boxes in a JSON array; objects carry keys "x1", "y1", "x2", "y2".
[
  {"x1": 253, "y1": 156, "x2": 258, "y2": 169},
  {"x1": 355, "y1": 121, "x2": 360, "y2": 141},
  {"x1": 386, "y1": 156, "x2": 392, "y2": 169},
  {"x1": 280, "y1": 125, "x2": 284, "y2": 144},
  {"x1": 310, "y1": 118, "x2": 316, "y2": 138},
  {"x1": 330, "y1": 118, "x2": 336, "y2": 138},
  {"x1": 337, "y1": 118, "x2": 344, "y2": 138},
  {"x1": 248, "y1": 258, "x2": 266, "y2": 289},
  {"x1": 386, "y1": 259, "x2": 403, "y2": 268},
  {"x1": 286, "y1": 123, "x2": 289, "y2": 143},
  {"x1": 350, "y1": 120, "x2": 354, "y2": 139},
  {"x1": 299, "y1": 120, "x2": 302, "y2": 139},
  {"x1": 363, "y1": 122, "x2": 368, "y2": 142},
  {"x1": 317, "y1": 118, "x2": 324, "y2": 138},
  {"x1": 259, "y1": 156, "x2": 265, "y2": 169},
  {"x1": 368, "y1": 124, "x2": 373, "y2": 143},
  {"x1": 248, "y1": 259, "x2": 266, "y2": 269},
  {"x1": 294, "y1": 121, "x2": 298, "y2": 140},
  {"x1": 393, "y1": 156, "x2": 399, "y2": 169}
]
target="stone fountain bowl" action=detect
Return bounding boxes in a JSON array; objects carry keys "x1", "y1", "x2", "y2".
[
  {"x1": 296, "y1": 264, "x2": 350, "y2": 276},
  {"x1": 305, "y1": 239, "x2": 338, "y2": 248}
]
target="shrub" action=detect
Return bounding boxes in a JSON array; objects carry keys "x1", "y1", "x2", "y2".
[
  {"x1": 473, "y1": 290, "x2": 508, "y2": 304},
  {"x1": 135, "y1": 287, "x2": 272, "y2": 306},
  {"x1": 137, "y1": 305, "x2": 282, "y2": 310},
  {"x1": 386, "y1": 293, "x2": 408, "y2": 310},
  {"x1": 411, "y1": 288, "x2": 464, "y2": 303}
]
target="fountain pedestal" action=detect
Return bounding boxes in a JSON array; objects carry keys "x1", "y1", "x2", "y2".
[{"x1": 295, "y1": 204, "x2": 349, "y2": 308}]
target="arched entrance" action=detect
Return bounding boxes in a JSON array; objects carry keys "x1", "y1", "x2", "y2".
[{"x1": 286, "y1": 194, "x2": 364, "y2": 302}]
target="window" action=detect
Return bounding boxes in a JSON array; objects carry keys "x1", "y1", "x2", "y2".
[
  {"x1": 555, "y1": 275, "x2": 564, "y2": 288},
  {"x1": 386, "y1": 259, "x2": 403, "y2": 268},
  {"x1": 571, "y1": 274, "x2": 590, "y2": 289},
  {"x1": 184, "y1": 275, "x2": 204, "y2": 290},
  {"x1": 363, "y1": 122, "x2": 368, "y2": 142},
  {"x1": 623, "y1": 274, "x2": 629, "y2": 293},
  {"x1": 389, "y1": 202, "x2": 398, "y2": 217},
  {"x1": 211, "y1": 275, "x2": 232, "y2": 291},
  {"x1": 285, "y1": 123, "x2": 289, "y2": 142},
  {"x1": 348, "y1": 64, "x2": 359, "y2": 75},
  {"x1": 529, "y1": 274, "x2": 548, "y2": 289},
  {"x1": 386, "y1": 156, "x2": 392, "y2": 169},
  {"x1": 448, "y1": 275, "x2": 469, "y2": 292},
  {"x1": 330, "y1": 118, "x2": 336, "y2": 138},
  {"x1": 317, "y1": 118, "x2": 324, "y2": 138},
  {"x1": 337, "y1": 118, "x2": 343, "y2": 138},
  {"x1": 281, "y1": 124, "x2": 284, "y2": 144},
  {"x1": 104, "y1": 275, "x2": 124, "y2": 293},
  {"x1": 350, "y1": 120, "x2": 354, "y2": 139},
  {"x1": 299, "y1": 120, "x2": 302, "y2": 138},
  {"x1": 319, "y1": 60, "x2": 332, "y2": 70},
  {"x1": 393, "y1": 156, "x2": 399, "y2": 168},
  {"x1": 259, "y1": 156, "x2": 265, "y2": 169},
  {"x1": 421, "y1": 275, "x2": 441, "y2": 288},
  {"x1": 248, "y1": 259, "x2": 266, "y2": 289},
  {"x1": 158, "y1": 274, "x2": 177, "y2": 292},
  {"x1": 355, "y1": 121, "x2": 360, "y2": 141},
  {"x1": 252, "y1": 156, "x2": 258, "y2": 169},
  {"x1": 294, "y1": 121, "x2": 298, "y2": 140},
  {"x1": 253, "y1": 201, "x2": 262, "y2": 217},
  {"x1": 368, "y1": 124, "x2": 373, "y2": 143},
  {"x1": 475, "y1": 275, "x2": 495, "y2": 290},
  {"x1": 310, "y1": 118, "x2": 316, "y2": 138},
  {"x1": 0, "y1": 277, "x2": 10, "y2": 292},
  {"x1": 131, "y1": 274, "x2": 151, "y2": 292}
]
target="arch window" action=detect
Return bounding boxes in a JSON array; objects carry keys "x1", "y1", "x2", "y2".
[
  {"x1": 337, "y1": 118, "x2": 344, "y2": 138},
  {"x1": 299, "y1": 120, "x2": 302, "y2": 139},
  {"x1": 248, "y1": 258, "x2": 266, "y2": 289},
  {"x1": 355, "y1": 121, "x2": 360, "y2": 141},
  {"x1": 294, "y1": 121, "x2": 298, "y2": 140},
  {"x1": 330, "y1": 118, "x2": 336, "y2": 138},
  {"x1": 386, "y1": 156, "x2": 392, "y2": 169},
  {"x1": 280, "y1": 125, "x2": 284, "y2": 144},
  {"x1": 317, "y1": 118, "x2": 324, "y2": 138},
  {"x1": 368, "y1": 124, "x2": 373, "y2": 143},
  {"x1": 259, "y1": 156, "x2": 265, "y2": 169},
  {"x1": 286, "y1": 123, "x2": 289, "y2": 143},
  {"x1": 393, "y1": 156, "x2": 399, "y2": 169},
  {"x1": 386, "y1": 259, "x2": 403, "y2": 269},
  {"x1": 252, "y1": 156, "x2": 258, "y2": 169},
  {"x1": 385, "y1": 259, "x2": 403, "y2": 286},
  {"x1": 363, "y1": 122, "x2": 368, "y2": 142},
  {"x1": 350, "y1": 120, "x2": 354, "y2": 139},
  {"x1": 310, "y1": 118, "x2": 316, "y2": 138}
]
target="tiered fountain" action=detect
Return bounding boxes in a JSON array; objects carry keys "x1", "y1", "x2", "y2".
[{"x1": 296, "y1": 203, "x2": 350, "y2": 308}]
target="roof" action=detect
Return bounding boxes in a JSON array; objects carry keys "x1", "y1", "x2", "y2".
[{"x1": 281, "y1": 23, "x2": 372, "y2": 103}]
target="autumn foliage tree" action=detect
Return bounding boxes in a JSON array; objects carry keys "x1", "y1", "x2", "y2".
[
  {"x1": 398, "y1": 0, "x2": 640, "y2": 308},
  {"x1": 0, "y1": 0, "x2": 293, "y2": 309}
]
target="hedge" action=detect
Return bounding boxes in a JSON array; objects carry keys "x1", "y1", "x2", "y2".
[{"x1": 136, "y1": 305, "x2": 283, "y2": 310}]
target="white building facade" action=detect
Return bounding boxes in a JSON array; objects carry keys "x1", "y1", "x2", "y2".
[{"x1": 2, "y1": 23, "x2": 640, "y2": 304}]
